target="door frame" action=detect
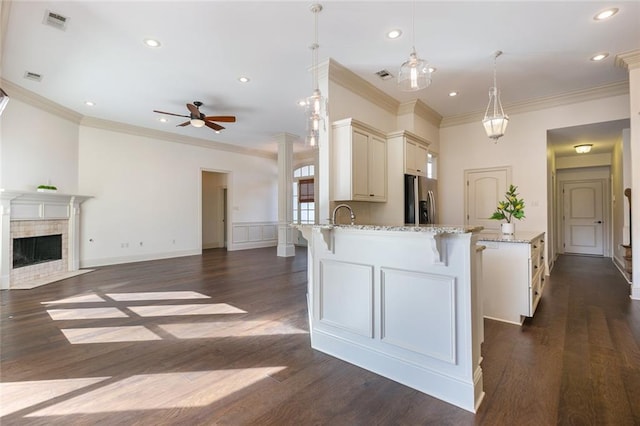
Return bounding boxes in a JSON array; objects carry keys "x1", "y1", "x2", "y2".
[
  {"x1": 199, "y1": 168, "x2": 232, "y2": 252},
  {"x1": 556, "y1": 168, "x2": 610, "y2": 257}
]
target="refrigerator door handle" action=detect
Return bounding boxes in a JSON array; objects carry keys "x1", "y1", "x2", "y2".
[{"x1": 428, "y1": 190, "x2": 436, "y2": 224}]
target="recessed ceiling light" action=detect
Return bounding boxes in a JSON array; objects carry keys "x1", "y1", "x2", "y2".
[
  {"x1": 215, "y1": 130, "x2": 221, "y2": 134},
  {"x1": 590, "y1": 52, "x2": 609, "y2": 61},
  {"x1": 84, "y1": 101, "x2": 95, "y2": 107},
  {"x1": 449, "y1": 91, "x2": 458, "y2": 97},
  {"x1": 594, "y1": 8, "x2": 618, "y2": 21},
  {"x1": 428, "y1": 67, "x2": 437, "y2": 73},
  {"x1": 238, "y1": 76, "x2": 250, "y2": 83},
  {"x1": 387, "y1": 29, "x2": 402, "y2": 39},
  {"x1": 158, "y1": 117, "x2": 168, "y2": 123},
  {"x1": 144, "y1": 38, "x2": 161, "y2": 48},
  {"x1": 297, "y1": 99, "x2": 307, "y2": 107}
]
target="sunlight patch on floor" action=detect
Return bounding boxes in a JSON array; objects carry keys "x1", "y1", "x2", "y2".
[
  {"x1": 105, "y1": 291, "x2": 211, "y2": 301},
  {"x1": 0, "y1": 377, "x2": 110, "y2": 416},
  {"x1": 47, "y1": 307, "x2": 128, "y2": 320},
  {"x1": 159, "y1": 320, "x2": 308, "y2": 339},
  {"x1": 25, "y1": 367, "x2": 285, "y2": 416},
  {"x1": 61, "y1": 326, "x2": 163, "y2": 344},
  {"x1": 41, "y1": 293, "x2": 105, "y2": 305},
  {"x1": 128, "y1": 303, "x2": 247, "y2": 317}
]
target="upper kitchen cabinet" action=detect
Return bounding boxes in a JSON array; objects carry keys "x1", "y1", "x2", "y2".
[
  {"x1": 387, "y1": 130, "x2": 430, "y2": 177},
  {"x1": 332, "y1": 118, "x2": 387, "y2": 202}
]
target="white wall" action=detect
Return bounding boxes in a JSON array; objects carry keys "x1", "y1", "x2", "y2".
[
  {"x1": 78, "y1": 126, "x2": 278, "y2": 267},
  {"x1": 439, "y1": 94, "x2": 630, "y2": 236},
  {"x1": 1, "y1": 98, "x2": 79, "y2": 192}
]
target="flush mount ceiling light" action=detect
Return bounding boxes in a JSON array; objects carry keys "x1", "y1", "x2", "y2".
[
  {"x1": 482, "y1": 50, "x2": 509, "y2": 142},
  {"x1": 143, "y1": 38, "x2": 161, "y2": 48},
  {"x1": 590, "y1": 52, "x2": 609, "y2": 61},
  {"x1": 574, "y1": 144, "x2": 593, "y2": 154},
  {"x1": 238, "y1": 76, "x2": 250, "y2": 83},
  {"x1": 397, "y1": 1, "x2": 431, "y2": 91},
  {"x1": 304, "y1": 3, "x2": 327, "y2": 148},
  {"x1": 594, "y1": 8, "x2": 618, "y2": 20}
]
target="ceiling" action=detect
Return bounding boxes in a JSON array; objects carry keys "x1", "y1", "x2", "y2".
[{"x1": 2, "y1": 1, "x2": 638, "y2": 154}]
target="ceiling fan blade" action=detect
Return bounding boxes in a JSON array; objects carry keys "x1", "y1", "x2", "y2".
[
  {"x1": 204, "y1": 116, "x2": 236, "y2": 123},
  {"x1": 205, "y1": 120, "x2": 224, "y2": 131},
  {"x1": 187, "y1": 103, "x2": 200, "y2": 117},
  {"x1": 177, "y1": 121, "x2": 190, "y2": 127},
  {"x1": 154, "y1": 110, "x2": 189, "y2": 118}
]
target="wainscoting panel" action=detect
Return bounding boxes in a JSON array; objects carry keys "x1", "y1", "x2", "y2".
[
  {"x1": 230, "y1": 222, "x2": 278, "y2": 250},
  {"x1": 318, "y1": 259, "x2": 374, "y2": 338},
  {"x1": 380, "y1": 268, "x2": 457, "y2": 364}
]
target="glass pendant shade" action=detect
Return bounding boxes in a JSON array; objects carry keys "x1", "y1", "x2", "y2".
[
  {"x1": 483, "y1": 87, "x2": 509, "y2": 140},
  {"x1": 398, "y1": 50, "x2": 431, "y2": 91}
]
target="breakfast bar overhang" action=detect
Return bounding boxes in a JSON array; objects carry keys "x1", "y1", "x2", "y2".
[{"x1": 295, "y1": 224, "x2": 485, "y2": 413}]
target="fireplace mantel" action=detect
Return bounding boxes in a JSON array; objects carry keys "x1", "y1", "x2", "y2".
[{"x1": 0, "y1": 189, "x2": 93, "y2": 289}]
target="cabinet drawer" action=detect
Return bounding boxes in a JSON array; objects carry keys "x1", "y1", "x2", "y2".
[{"x1": 529, "y1": 267, "x2": 544, "y2": 315}]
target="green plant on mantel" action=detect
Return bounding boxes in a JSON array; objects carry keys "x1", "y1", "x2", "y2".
[
  {"x1": 37, "y1": 184, "x2": 57, "y2": 190},
  {"x1": 489, "y1": 184, "x2": 525, "y2": 223}
]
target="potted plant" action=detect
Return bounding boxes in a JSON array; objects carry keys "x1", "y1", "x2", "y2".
[
  {"x1": 37, "y1": 184, "x2": 58, "y2": 193},
  {"x1": 489, "y1": 184, "x2": 525, "y2": 234}
]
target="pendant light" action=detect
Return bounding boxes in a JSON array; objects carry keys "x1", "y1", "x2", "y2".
[
  {"x1": 482, "y1": 50, "x2": 509, "y2": 141},
  {"x1": 398, "y1": 1, "x2": 431, "y2": 91},
  {"x1": 305, "y1": 4, "x2": 326, "y2": 148}
]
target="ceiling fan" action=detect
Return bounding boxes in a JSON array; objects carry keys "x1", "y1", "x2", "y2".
[{"x1": 153, "y1": 101, "x2": 236, "y2": 131}]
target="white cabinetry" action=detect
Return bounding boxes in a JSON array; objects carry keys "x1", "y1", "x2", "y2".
[
  {"x1": 332, "y1": 118, "x2": 387, "y2": 202},
  {"x1": 387, "y1": 130, "x2": 430, "y2": 177},
  {"x1": 479, "y1": 231, "x2": 545, "y2": 325}
]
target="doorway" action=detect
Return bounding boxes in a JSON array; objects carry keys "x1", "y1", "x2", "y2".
[{"x1": 202, "y1": 171, "x2": 228, "y2": 249}]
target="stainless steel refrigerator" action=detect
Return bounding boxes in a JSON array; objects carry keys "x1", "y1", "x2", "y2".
[{"x1": 404, "y1": 175, "x2": 438, "y2": 225}]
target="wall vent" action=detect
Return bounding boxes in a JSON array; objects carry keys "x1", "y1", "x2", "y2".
[
  {"x1": 24, "y1": 71, "x2": 43, "y2": 82},
  {"x1": 375, "y1": 69, "x2": 394, "y2": 80},
  {"x1": 43, "y1": 10, "x2": 69, "y2": 31}
]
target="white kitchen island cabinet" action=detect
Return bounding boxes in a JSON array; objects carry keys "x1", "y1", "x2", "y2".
[
  {"x1": 295, "y1": 224, "x2": 485, "y2": 413},
  {"x1": 478, "y1": 231, "x2": 546, "y2": 325}
]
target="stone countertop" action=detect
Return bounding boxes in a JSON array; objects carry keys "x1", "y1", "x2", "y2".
[
  {"x1": 477, "y1": 230, "x2": 545, "y2": 243},
  {"x1": 292, "y1": 223, "x2": 483, "y2": 234}
]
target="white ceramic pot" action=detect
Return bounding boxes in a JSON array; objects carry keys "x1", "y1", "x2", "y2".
[{"x1": 501, "y1": 222, "x2": 515, "y2": 235}]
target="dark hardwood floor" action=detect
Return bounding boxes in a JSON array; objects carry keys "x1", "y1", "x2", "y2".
[{"x1": 1, "y1": 248, "x2": 639, "y2": 425}]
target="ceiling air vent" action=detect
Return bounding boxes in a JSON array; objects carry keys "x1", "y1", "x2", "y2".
[
  {"x1": 43, "y1": 10, "x2": 69, "y2": 31},
  {"x1": 24, "y1": 71, "x2": 43, "y2": 82},
  {"x1": 375, "y1": 69, "x2": 394, "y2": 80}
]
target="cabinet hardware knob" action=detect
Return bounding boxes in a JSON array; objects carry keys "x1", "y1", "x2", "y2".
[{"x1": 369, "y1": 194, "x2": 374, "y2": 196}]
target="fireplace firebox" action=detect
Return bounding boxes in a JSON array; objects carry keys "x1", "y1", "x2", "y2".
[{"x1": 13, "y1": 234, "x2": 63, "y2": 268}]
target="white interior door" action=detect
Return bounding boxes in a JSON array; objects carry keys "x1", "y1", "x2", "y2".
[
  {"x1": 562, "y1": 180, "x2": 604, "y2": 255},
  {"x1": 465, "y1": 167, "x2": 510, "y2": 230}
]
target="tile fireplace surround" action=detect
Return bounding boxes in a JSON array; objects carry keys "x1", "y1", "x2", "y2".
[{"x1": 0, "y1": 190, "x2": 92, "y2": 290}]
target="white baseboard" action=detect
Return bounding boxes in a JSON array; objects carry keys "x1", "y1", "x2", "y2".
[{"x1": 80, "y1": 249, "x2": 200, "y2": 268}]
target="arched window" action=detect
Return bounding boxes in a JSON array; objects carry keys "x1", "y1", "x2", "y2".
[{"x1": 293, "y1": 164, "x2": 314, "y2": 224}]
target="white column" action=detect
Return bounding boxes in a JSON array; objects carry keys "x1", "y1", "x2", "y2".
[
  {"x1": 276, "y1": 133, "x2": 297, "y2": 257},
  {"x1": 616, "y1": 50, "x2": 640, "y2": 299},
  {"x1": 0, "y1": 197, "x2": 12, "y2": 289}
]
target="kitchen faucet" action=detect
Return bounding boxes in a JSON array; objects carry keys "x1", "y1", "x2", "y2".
[{"x1": 331, "y1": 204, "x2": 356, "y2": 225}]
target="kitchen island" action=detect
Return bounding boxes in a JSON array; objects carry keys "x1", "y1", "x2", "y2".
[{"x1": 295, "y1": 224, "x2": 485, "y2": 412}]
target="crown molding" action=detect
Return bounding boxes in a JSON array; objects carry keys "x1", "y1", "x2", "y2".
[
  {"x1": 1, "y1": 78, "x2": 275, "y2": 160},
  {"x1": 328, "y1": 58, "x2": 399, "y2": 115},
  {"x1": 441, "y1": 80, "x2": 630, "y2": 128},
  {"x1": 1, "y1": 78, "x2": 83, "y2": 124},
  {"x1": 397, "y1": 99, "x2": 442, "y2": 128},
  {"x1": 615, "y1": 49, "x2": 640, "y2": 70},
  {"x1": 81, "y1": 116, "x2": 276, "y2": 160}
]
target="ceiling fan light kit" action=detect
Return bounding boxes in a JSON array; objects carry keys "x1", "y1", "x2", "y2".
[{"x1": 482, "y1": 50, "x2": 509, "y2": 142}]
